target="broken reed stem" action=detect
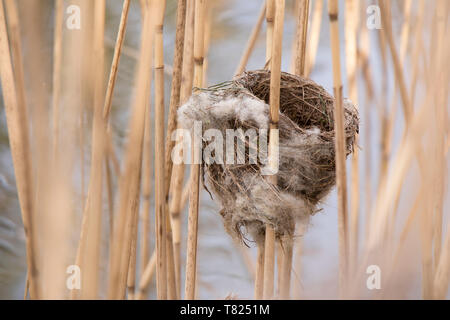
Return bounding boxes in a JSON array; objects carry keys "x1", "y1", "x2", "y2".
[
  {"x1": 102, "y1": 0, "x2": 131, "y2": 119},
  {"x1": 293, "y1": 0, "x2": 309, "y2": 76},
  {"x1": 327, "y1": 0, "x2": 349, "y2": 298},
  {"x1": 305, "y1": 0, "x2": 323, "y2": 76},
  {"x1": 344, "y1": 0, "x2": 359, "y2": 278},
  {"x1": 264, "y1": 0, "x2": 284, "y2": 300},
  {"x1": 0, "y1": 0, "x2": 39, "y2": 299},
  {"x1": 185, "y1": 0, "x2": 206, "y2": 300},
  {"x1": 154, "y1": 0, "x2": 168, "y2": 300},
  {"x1": 234, "y1": 1, "x2": 266, "y2": 76},
  {"x1": 163, "y1": 0, "x2": 186, "y2": 300},
  {"x1": 107, "y1": 4, "x2": 154, "y2": 299}
]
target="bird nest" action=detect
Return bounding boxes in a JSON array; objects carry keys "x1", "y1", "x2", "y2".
[{"x1": 177, "y1": 70, "x2": 359, "y2": 244}]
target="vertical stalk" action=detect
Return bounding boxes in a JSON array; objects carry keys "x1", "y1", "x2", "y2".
[
  {"x1": 0, "y1": 0, "x2": 39, "y2": 299},
  {"x1": 264, "y1": 0, "x2": 284, "y2": 300},
  {"x1": 139, "y1": 96, "x2": 153, "y2": 280},
  {"x1": 344, "y1": 0, "x2": 359, "y2": 279},
  {"x1": 154, "y1": 0, "x2": 168, "y2": 300},
  {"x1": 184, "y1": 0, "x2": 205, "y2": 300},
  {"x1": 293, "y1": 0, "x2": 309, "y2": 76},
  {"x1": 107, "y1": 1, "x2": 153, "y2": 299},
  {"x1": 305, "y1": 0, "x2": 323, "y2": 76},
  {"x1": 327, "y1": 0, "x2": 349, "y2": 298},
  {"x1": 254, "y1": 243, "x2": 265, "y2": 299},
  {"x1": 163, "y1": 0, "x2": 186, "y2": 300},
  {"x1": 79, "y1": 0, "x2": 106, "y2": 299},
  {"x1": 170, "y1": 0, "x2": 195, "y2": 299},
  {"x1": 51, "y1": 0, "x2": 63, "y2": 156},
  {"x1": 102, "y1": 0, "x2": 131, "y2": 119}
]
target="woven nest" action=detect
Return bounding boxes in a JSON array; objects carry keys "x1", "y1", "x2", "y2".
[{"x1": 178, "y1": 70, "x2": 359, "y2": 244}]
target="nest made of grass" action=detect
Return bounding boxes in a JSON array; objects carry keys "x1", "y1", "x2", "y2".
[{"x1": 178, "y1": 70, "x2": 359, "y2": 244}]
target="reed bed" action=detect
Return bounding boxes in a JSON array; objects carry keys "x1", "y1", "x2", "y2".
[{"x1": 0, "y1": 0, "x2": 448, "y2": 301}]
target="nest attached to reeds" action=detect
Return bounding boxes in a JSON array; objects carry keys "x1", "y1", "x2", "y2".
[{"x1": 178, "y1": 70, "x2": 359, "y2": 244}]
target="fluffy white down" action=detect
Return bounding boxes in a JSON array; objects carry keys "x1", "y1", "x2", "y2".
[{"x1": 177, "y1": 91, "x2": 270, "y2": 130}]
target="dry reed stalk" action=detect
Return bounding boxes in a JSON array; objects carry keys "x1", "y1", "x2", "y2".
[
  {"x1": 105, "y1": 153, "x2": 115, "y2": 254},
  {"x1": 429, "y1": 0, "x2": 447, "y2": 275},
  {"x1": 107, "y1": 3, "x2": 155, "y2": 299},
  {"x1": 127, "y1": 190, "x2": 142, "y2": 301},
  {"x1": 185, "y1": 0, "x2": 206, "y2": 300},
  {"x1": 202, "y1": 3, "x2": 212, "y2": 86},
  {"x1": 358, "y1": 9, "x2": 374, "y2": 238},
  {"x1": 433, "y1": 224, "x2": 450, "y2": 299},
  {"x1": 292, "y1": 1, "x2": 322, "y2": 296},
  {"x1": 327, "y1": 0, "x2": 349, "y2": 297},
  {"x1": 366, "y1": 101, "x2": 429, "y2": 260},
  {"x1": 51, "y1": 0, "x2": 63, "y2": 156},
  {"x1": 137, "y1": 2, "x2": 152, "y2": 279},
  {"x1": 77, "y1": 0, "x2": 106, "y2": 299},
  {"x1": 384, "y1": 0, "x2": 412, "y2": 151},
  {"x1": 40, "y1": 0, "x2": 83, "y2": 298},
  {"x1": 348, "y1": 100, "x2": 429, "y2": 297},
  {"x1": 281, "y1": 0, "x2": 310, "y2": 300},
  {"x1": 254, "y1": 243, "x2": 265, "y2": 299},
  {"x1": 104, "y1": 37, "x2": 175, "y2": 78},
  {"x1": 153, "y1": 0, "x2": 168, "y2": 300},
  {"x1": 378, "y1": 0, "x2": 412, "y2": 123},
  {"x1": 0, "y1": 0, "x2": 39, "y2": 299},
  {"x1": 162, "y1": 0, "x2": 186, "y2": 300},
  {"x1": 139, "y1": 98, "x2": 153, "y2": 280},
  {"x1": 72, "y1": 0, "x2": 129, "y2": 299},
  {"x1": 279, "y1": 235, "x2": 293, "y2": 299},
  {"x1": 408, "y1": 0, "x2": 425, "y2": 107},
  {"x1": 136, "y1": 250, "x2": 157, "y2": 300},
  {"x1": 293, "y1": 0, "x2": 309, "y2": 76},
  {"x1": 428, "y1": 1, "x2": 448, "y2": 298},
  {"x1": 234, "y1": 1, "x2": 266, "y2": 76},
  {"x1": 305, "y1": 0, "x2": 323, "y2": 76},
  {"x1": 102, "y1": 0, "x2": 131, "y2": 119},
  {"x1": 376, "y1": 2, "x2": 413, "y2": 225},
  {"x1": 170, "y1": 0, "x2": 196, "y2": 298},
  {"x1": 344, "y1": 0, "x2": 360, "y2": 278},
  {"x1": 263, "y1": 0, "x2": 284, "y2": 300},
  {"x1": 259, "y1": 0, "x2": 275, "y2": 300},
  {"x1": 265, "y1": 0, "x2": 275, "y2": 66},
  {"x1": 381, "y1": 0, "x2": 414, "y2": 266}
]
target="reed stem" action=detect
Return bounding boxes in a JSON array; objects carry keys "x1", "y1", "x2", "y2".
[
  {"x1": 327, "y1": 0, "x2": 349, "y2": 297},
  {"x1": 0, "y1": 0, "x2": 39, "y2": 299},
  {"x1": 185, "y1": 0, "x2": 206, "y2": 300}
]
